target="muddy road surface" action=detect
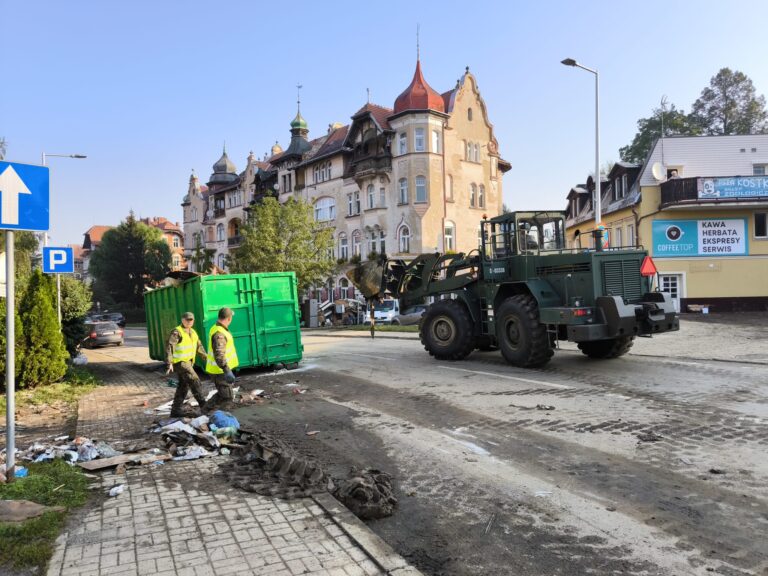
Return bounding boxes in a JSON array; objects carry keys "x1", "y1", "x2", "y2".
[{"x1": 230, "y1": 331, "x2": 768, "y2": 576}]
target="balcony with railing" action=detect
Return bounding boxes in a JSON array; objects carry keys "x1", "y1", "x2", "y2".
[
  {"x1": 661, "y1": 176, "x2": 768, "y2": 208},
  {"x1": 227, "y1": 235, "x2": 242, "y2": 247},
  {"x1": 214, "y1": 207, "x2": 226, "y2": 218}
]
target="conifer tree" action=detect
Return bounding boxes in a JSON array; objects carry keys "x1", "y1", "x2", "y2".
[{"x1": 19, "y1": 271, "x2": 68, "y2": 387}]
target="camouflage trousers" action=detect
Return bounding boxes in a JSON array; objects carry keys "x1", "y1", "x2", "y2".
[
  {"x1": 170, "y1": 361, "x2": 207, "y2": 416},
  {"x1": 202, "y1": 373, "x2": 234, "y2": 413}
]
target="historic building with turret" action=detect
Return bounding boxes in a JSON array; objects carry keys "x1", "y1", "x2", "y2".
[{"x1": 182, "y1": 59, "x2": 510, "y2": 308}]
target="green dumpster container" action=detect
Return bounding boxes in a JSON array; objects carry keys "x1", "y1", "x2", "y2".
[{"x1": 144, "y1": 272, "x2": 303, "y2": 369}]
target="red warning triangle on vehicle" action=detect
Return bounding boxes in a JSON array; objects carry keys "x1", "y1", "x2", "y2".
[{"x1": 640, "y1": 256, "x2": 658, "y2": 276}]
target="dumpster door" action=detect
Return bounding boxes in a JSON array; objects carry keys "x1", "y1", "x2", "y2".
[
  {"x1": 251, "y1": 273, "x2": 303, "y2": 365},
  {"x1": 201, "y1": 275, "x2": 260, "y2": 367}
]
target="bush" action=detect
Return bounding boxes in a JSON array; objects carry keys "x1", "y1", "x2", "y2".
[
  {"x1": 366, "y1": 251, "x2": 378, "y2": 262},
  {"x1": 18, "y1": 271, "x2": 68, "y2": 388},
  {"x1": 350, "y1": 254, "x2": 362, "y2": 265}
]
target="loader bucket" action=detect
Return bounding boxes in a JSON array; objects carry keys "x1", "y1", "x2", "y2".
[{"x1": 346, "y1": 260, "x2": 386, "y2": 299}]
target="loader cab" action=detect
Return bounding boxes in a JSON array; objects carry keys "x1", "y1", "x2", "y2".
[{"x1": 482, "y1": 211, "x2": 567, "y2": 260}]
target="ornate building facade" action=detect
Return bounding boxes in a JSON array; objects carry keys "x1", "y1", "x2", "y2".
[{"x1": 182, "y1": 61, "x2": 510, "y2": 298}]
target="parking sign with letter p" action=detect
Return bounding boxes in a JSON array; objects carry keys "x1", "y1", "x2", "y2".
[{"x1": 43, "y1": 247, "x2": 74, "y2": 274}]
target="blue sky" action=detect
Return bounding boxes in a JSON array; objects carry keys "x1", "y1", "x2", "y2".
[{"x1": 3, "y1": 0, "x2": 768, "y2": 246}]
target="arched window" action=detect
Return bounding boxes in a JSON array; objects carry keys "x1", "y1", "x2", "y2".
[
  {"x1": 217, "y1": 254, "x2": 226, "y2": 270},
  {"x1": 415, "y1": 176, "x2": 427, "y2": 203},
  {"x1": 367, "y1": 184, "x2": 375, "y2": 209},
  {"x1": 398, "y1": 178, "x2": 409, "y2": 204},
  {"x1": 444, "y1": 221, "x2": 455, "y2": 252},
  {"x1": 478, "y1": 184, "x2": 485, "y2": 208},
  {"x1": 339, "y1": 233, "x2": 349, "y2": 260},
  {"x1": 172, "y1": 236, "x2": 180, "y2": 248},
  {"x1": 352, "y1": 230, "x2": 361, "y2": 256},
  {"x1": 398, "y1": 225, "x2": 411, "y2": 253},
  {"x1": 228, "y1": 218, "x2": 241, "y2": 238},
  {"x1": 314, "y1": 197, "x2": 336, "y2": 221},
  {"x1": 216, "y1": 224, "x2": 225, "y2": 241},
  {"x1": 468, "y1": 108, "x2": 473, "y2": 121},
  {"x1": 470, "y1": 184, "x2": 477, "y2": 207},
  {"x1": 191, "y1": 207, "x2": 198, "y2": 221}
]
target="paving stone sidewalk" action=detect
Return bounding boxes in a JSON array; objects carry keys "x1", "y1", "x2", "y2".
[{"x1": 48, "y1": 352, "x2": 421, "y2": 576}]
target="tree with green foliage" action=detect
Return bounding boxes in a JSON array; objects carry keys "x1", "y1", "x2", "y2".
[
  {"x1": 689, "y1": 68, "x2": 768, "y2": 135},
  {"x1": 60, "y1": 276, "x2": 93, "y2": 356},
  {"x1": 619, "y1": 104, "x2": 700, "y2": 164},
  {"x1": 228, "y1": 198, "x2": 335, "y2": 293},
  {"x1": 190, "y1": 236, "x2": 216, "y2": 273},
  {"x1": 89, "y1": 212, "x2": 171, "y2": 307},
  {"x1": 18, "y1": 271, "x2": 68, "y2": 387}
]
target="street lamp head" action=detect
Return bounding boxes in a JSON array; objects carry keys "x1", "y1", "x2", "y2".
[
  {"x1": 72, "y1": 154, "x2": 87, "y2": 159},
  {"x1": 561, "y1": 58, "x2": 577, "y2": 67}
]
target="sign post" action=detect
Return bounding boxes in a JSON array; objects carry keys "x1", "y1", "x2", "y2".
[{"x1": 0, "y1": 161, "x2": 50, "y2": 481}]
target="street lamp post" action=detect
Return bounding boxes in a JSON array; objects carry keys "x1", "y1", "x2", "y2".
[
  {"x1": 561, "y1": 58, "x2": 601, "y2": 231},
  {"x1": 41, "y1": 153, "x2": 87, "y2": 324}
]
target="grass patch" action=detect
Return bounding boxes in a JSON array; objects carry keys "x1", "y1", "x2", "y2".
[
  {"x1": 0, "y1": 366, "x2": 101, "y2": 413},
  {"x1": 0, "y1": 459, "x2": 89, "y2": 569},
  {"x1": 343, "y1": 324, "x2": 419, "y2": 333}
]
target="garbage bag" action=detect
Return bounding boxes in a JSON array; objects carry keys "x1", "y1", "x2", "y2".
[{"x1": 210, "y1": 411, "x2": 239, "y2": 430}]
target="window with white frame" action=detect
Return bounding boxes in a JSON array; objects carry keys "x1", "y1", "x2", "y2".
[
  {"x1": 754, "y1": 164, "x2": 767, "y2": 176},
  {"x1": 366, "y1": 230, "x2": 376, "y2": 254},
  {"x1": 217, "y1": 254, "x2": 226, "y2": 269},
  {"x1": 614, "y1": 227, "x2": 622, "y2": 248},
  {"x1": 339, "y1": 234, "x2": 349, "y2": 259},
  {"x1": 379, "y1": 187, "x2": 386, "y2": 208},
  {"x1": 379, "y1": 230, "x2": 386, "y2": 254},
  {"x1": 478, "y1": 184, "x2": 485, "y2": 208},
  {"x1": 354, "y1": 191, "x2": 360, "y2": 214},
  {"x1": 398, "y1": 133, "x2": 407, "y2": 155},
  {"x1": 172, "y1": 236, "x2": 180, "y2": 248},
  {"x1": 352, "y1": 230, "x2": 361, "y2": 255},
  {"x1": 755, "y1": 212, "x2": 767, "y2": 238},
  {"x1": 399, "y1": 178, "x2": 408, "y2": 204},
  {"x1": 415, "y1": 176, "x2": 427, "y2": 203},
  {"x1": 444, "y1": 221, "x2": 455, "y2": 252},
  {"x1": 172, "y1": 254, "x2": 181, "y2": 268},
  {"x1": 626, "y1": 223, "x2": 635, "y2": 246},
  {"x1": 414, "y1": 128, "x2": 425, "y2": 152},
  {"x1": 314, "y1": 197, "x2": 336, "y2": 222},
  {"x1": 398, "y1": 225, "x2": 411, "y2": 253},
  {"x1": 216, "y1": 224, "x2": 225, "y2": 241},
  {"x1": 367, "y1": 184, "x2": 375, "y2": 209},
  {"x1": 432, "y1": 130, "x2": 441, "y2": 153},
  {"x1": 470, "y1": 183, "x2": 477, "y2": 207},
  {"x1": 348, "y1": 191, "x2": 360, "y2": 215}
]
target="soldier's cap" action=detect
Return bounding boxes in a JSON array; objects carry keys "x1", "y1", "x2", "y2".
[{"x1": 181, "y1": 312, "x2": 195, "y2": 321}]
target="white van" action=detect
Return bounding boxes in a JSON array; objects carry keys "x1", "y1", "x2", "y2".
[{"x1": 362, "y1": 298, "x2": 399, "y2": 325}]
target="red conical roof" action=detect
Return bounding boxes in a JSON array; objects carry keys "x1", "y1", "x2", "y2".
[{"x1": 393, "y1": 60, "x2": 445, "y2": 115}]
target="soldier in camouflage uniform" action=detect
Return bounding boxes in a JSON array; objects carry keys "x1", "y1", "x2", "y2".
[
  {"x1": 165, "y1": 311, "x2": 208, "y2": 417},
  {"x1": 204, "y1": 307, "x2": 238, "y2": 411}
]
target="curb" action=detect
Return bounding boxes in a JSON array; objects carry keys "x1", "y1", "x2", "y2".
[
  {"x1": 303, "y1": 331, "x2": 419, "y2": 341},
  {"x1": 312, "y1": 492, "x2": 424, "y2": 576}
]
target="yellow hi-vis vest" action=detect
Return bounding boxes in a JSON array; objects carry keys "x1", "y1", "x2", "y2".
[
  {"x1": 172, "y1": 325, "x2": 200, "y2": 363},
  {"x1": 205, "y1": 324, "x2": 239, "y2": 374}
]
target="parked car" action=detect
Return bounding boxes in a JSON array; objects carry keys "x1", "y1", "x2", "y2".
[
  {"x1": 102, "y1": 312, "x2": 126, "y2": 327},
  {"x1": 84, "y1": 321, "x2": 124, "y2": 348},
  {"x1": 391, "y1": 304, "x2": 429, "y2": 326}
]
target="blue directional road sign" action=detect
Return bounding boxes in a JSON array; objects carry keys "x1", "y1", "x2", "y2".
[
  {"x1": 43, "y1": 247, "x2": 75, "y2": 274},
  {"x1": 0, "y1": 161, "x2": 50, "y2": 231}
]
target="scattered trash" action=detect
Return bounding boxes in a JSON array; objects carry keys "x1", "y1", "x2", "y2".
[
  {"x1": 151, "y1": 460, "x2": 165, "y2": 466},
  {"x1": 15, "y1": 467, "x2": 28, "y2": 478},
  {"x1": 536, "y1": 404, "x2": 555, "y2": 411},
  {"x1": 161, "y1": 421, "x2": 198, "y2": 436},
  {"x1": 636, "y1": 431, "x2": 663, "y2": 443},
  {"x1": 108, "y1": 484, "x2": 125, "y2": 497},
  {"x1": 172, "y1": 446, "x2": 209, "y2": 461},
  {"x1": 250, "y1": 389, "x2": 265, "y2": 397},
  {"x1": 306, "y1": 431, "x2": 319, "y2": 437},
  {"x1": 534, "y1": 491, "x2": 552, "y2": 498},
  {"x1": 214, "y1": 426, "x2": 238, "y2": 439},
  {"x1": 709, "y1": 468, "x2": 726, "y2": 475},
  {"x1": 189, "y1": 415, "x2": 209, "y2": 430},
  {"x1": 292, "y1": 388, "x2": 307, "y2": 395},
  {"x1": 334, "y1": 468, "x2": 397, "y2": 520},
  {"x1": 54, "y1": 435, "x2": 69, "y2": 442},
  {"x1": 72, "y1": 353, "x2": 88, "y2": 366},
  {"x1": 220, "y1": 448, "x2": 230, "y2": 456},
  {"x1": 77, "y1": 443, "x2": 99, "y2": 462}
]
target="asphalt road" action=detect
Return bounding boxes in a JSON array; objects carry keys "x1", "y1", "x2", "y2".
[{"x1": 116, "y1": 326, "x2": 768, "y2": 576}]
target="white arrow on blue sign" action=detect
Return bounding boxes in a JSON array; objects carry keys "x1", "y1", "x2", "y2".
[
  {"x1": 0, "y1": 161, "x2": 50, "y2": 231},
  {"x1": 43, "y1": 247, "x2": 75, "y2": 274}
]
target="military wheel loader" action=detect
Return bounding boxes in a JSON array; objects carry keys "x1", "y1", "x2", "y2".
[{"x1": 346, "y1": 211, "x2": 679, "y2": 368}]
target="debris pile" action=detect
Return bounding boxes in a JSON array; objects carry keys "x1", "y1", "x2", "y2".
[
  {"x1": 152, "y1": 411, "x2": 241, "y2": 460},
  {"x1": 333, "y1": 468, "x2": 397, "y2": 519},
  {"x1": 222, "y1": 430, "x2": 334, "y2": 499}
]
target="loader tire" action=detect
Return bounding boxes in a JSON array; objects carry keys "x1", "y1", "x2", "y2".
[
  {"x1": 497, "y1": 294, "x2": 553, "y2": 368},
  {"x1": 420, "y1": 300, "x2": 475, "y2": 361},
  {"x1": 577, "y1": 336, "x2": 635, "y2": 359}
]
